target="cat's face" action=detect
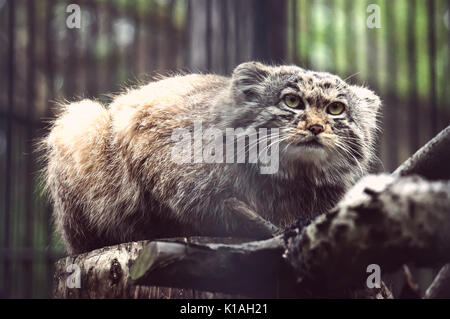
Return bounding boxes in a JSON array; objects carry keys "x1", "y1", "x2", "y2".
[{"x1": 230, "y1": 62, "x2": 381, "y2": 178}]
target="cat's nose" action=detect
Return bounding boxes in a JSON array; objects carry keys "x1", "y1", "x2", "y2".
[{"x1": 308, "y1": 124, "x2": 324, "y2": 135}]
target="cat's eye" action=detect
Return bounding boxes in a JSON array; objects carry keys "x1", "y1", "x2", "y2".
[
  {"x1": 284, "y1": 94, "x2": 302, "y2": 109},
  {"x1": 327, "y1": 102, "x2": 345, "y2": 115}
]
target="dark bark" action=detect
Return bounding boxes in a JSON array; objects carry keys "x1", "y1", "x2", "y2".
[
  {"x1": 129, "y1": 236, "x2": 294, "y2": 297},
  {"x1": 54, "y1": 239, "x2": 250, "y2": 299},
  {"x1": 285, "y1": 175, "x2": 450, "y2": 296},
  {"x1": 394, "y1": 125, "x2": 450, "y2": 180},
  {"x1": 424, "y1": 264, "x2": 450, "y2": 299},
  {"x1": 398, "y1": 265, "x2": 421, "y2": 299}
]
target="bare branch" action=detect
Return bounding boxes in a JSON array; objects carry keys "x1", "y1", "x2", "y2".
[
  {"x1": 424, "y1": 264, "x2": 450, "y2": 299},
  {"x1": 54, "y1": 238, "x2": 269, "y2": 298},
  {"x1": 285, "y1": 175, "x2": 450, "y2": 295},
  {"x1": 398, "y1": 265, "x2": 421, "y2": 299},
  {"x1": 129, "y1": 236, "x2": 295, "y2": 297},
  {"x1": 224, "y1": 197, "x2": 282, "y2": 238},
  {"x1": 394, "y1": 124, "x2": 450, "y2": 180}
]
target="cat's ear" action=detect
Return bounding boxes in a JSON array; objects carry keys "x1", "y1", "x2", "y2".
[
  {"x1": 350, "y1": 85, "x2": 382, "y2": 113},
  {"x1": 231, "y1": 62, "x2": 270, "y2": 100}
]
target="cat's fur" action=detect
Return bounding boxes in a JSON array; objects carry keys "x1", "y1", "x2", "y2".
[{"x1": 41, "y1": 62, "x2": 381, "y2": 254}]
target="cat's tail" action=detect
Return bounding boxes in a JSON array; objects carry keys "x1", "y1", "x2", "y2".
[
  {"x1": 44, "y1": 99, "x2": 109, "y2": 150},
  {"x1": 37, "y1": 99, "x2": 112, "y2": 254},
  {"x1": 38, "y1": 99, "x2": 110, "y2": 195}
]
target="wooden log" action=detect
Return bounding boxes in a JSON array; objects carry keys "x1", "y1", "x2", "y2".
[
  {"x1": 128, "y1": 236, "x2": 298, "y2": 298},
  {"x1": 54, "y1": 239, "x2": 251, "y2": 299},
  {"x1": 284, "y1": 175, "x2": 450, "y2": 296}
]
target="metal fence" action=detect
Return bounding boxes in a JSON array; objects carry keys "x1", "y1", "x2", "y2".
[{"x1": 0, "y1": 0, "x2": 449, "y2": 298}]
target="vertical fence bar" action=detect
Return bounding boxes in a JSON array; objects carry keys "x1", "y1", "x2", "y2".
[
  {"x1": 148, "y1": 1, "x2": 160, "y2": 76},
  {"x1": 344, "y1": 0, "x2": 355, "y2": 78},
  {"x1": 86, "y1": 0, "x2": 99, "y2": 97},
  {"x1": 65, "y1": 0, "x2": 78, "y2": 97},
  {"x1": 188, "y1": 0, "x2": 210, "y2": 71},
  {"x1": 291, "y1": 0, "x2": 298, "y2": 65},
  {"x1": 253, "y1": 0, "x2": 269, "y2": 63},
  {"x1": 311, "y1": 0, "x2": 319, "y2": 69},
  {"x1": 407, "y1": 0, "x2": 419, "y2": 154},
  {"x1": 166, "y1": 0, "x2": 177, "y2": 71},
  {"x1": 448, "y1": 0, "x2": 450, "y2": 120},
  {"x1": 304, "y1": 0, "x2": 311, "y2": 67},
  {"x1": 106, "y1": 1, "x2": 118, "y2": 91},
  {"x1": 118, "y1": 2, "x2": 127, "y2": 82},
  {"x1": 3, "y1": 0, "x2": 15, "y2": 299},
  {"x1": 154, "y1": 1, "x2": 162, "y2": 73},
  {"x1": 45, "y1": 0, "x2": 55, "y2": 297},
  {"x1": 366, "y1": 0, "x2": 378, "y2": 89},
  {"x1": 251, "y1": 0, "x2": 287, "y2": 64},
  {"x1": 226, "y1": 0, "x2": 237, "y2": 70},
  {"x1": 184, "y1": 0, "x2": 191, "y2": 68},
  {"x1": 426, "y1": 0, "x2": 437, "y2": 136},
  {"x1": 24, "y1": 0, "x2": 36, "y2": 298},
  {"x1": 221, "y1": 0, "x2": 229, "y2": 73},
  {"x1": 205, "y1": 0, "x2": 212, "y2": 71},
  {"x1": 132, "y1": 1, "x2": 141, "y2": 76},
  {"x1": 327, "y1": 0, "x2": 336, "y2": 73},
  {"x1": 233, "y1": 0, "x2": 241, "y2": 64},
  {"x1": 267, "y1": 0, "x2": 287, "y2": 64},
  {"x1": 297, "y1": 0, "x2": 303, "y2": 66},
  {"x1": 365, "y1": 0, "x2": 381, "y2": 172},
  {"x1": 385, "y1": 0, "x2": 399, "y2": 171},
  {"x1": 46, "y1": 0, "x2": 55, "y2": 115}
]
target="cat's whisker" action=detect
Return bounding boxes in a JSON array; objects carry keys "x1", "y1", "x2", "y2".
[
  {"x1": 257, "y1": 135, "x2": 292, "y2": 159},
  {"x1": 336, "y1": 136, "x2": 369, "y2": 151},
  {"x1": 233, "y1": 131, "x2": 288, "y2": 159},
  {"x1": 253, "y1": 134, "x2": 291, "y2": 159},
  {"x1": 342, "y1": 71, "x2": 361, "y2": 84},
  {"x1": 333, "y1": 140, "x2": 365, "y2": 177}
]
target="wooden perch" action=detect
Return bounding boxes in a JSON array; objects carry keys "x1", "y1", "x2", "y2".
[
  {"x1": 54, "y1": 125, "x2": 450, "y2": 298},
  {"x1": 54, "y1": 238, "x2": 261, "y2": 298},
  {"x1": 394, "y1": 125, "x2": 450, "y2": 180},
  {"x1": 128, "y1": 236, "x2": 291, "y2": 297},
  {"x1": 54, "y1": 175, "x2": 450, "y2": 298},
  {"x1": 284, "y1": 175, "x2": 450, "y2": 296}
]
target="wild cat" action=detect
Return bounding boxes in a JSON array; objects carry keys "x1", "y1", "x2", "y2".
[{"x1": 41, "y1": 62, "x2": 381, "y2": 254}]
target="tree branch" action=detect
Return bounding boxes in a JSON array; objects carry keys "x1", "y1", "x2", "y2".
[
  {"x1": 285, "y1": 175, "x2": 450, "y2": 295},
  {"x1": 224, "y1": 197, "x2": 282, "y2": 238},
  {"x1": 394, "y1": 125, "x2": 450, "y2": 180},
  {"x1": 424, "y1": 264, "x2": 450, "y2": 299},
  {"x1": 129, "y1": 236, "x2": 293, "y2": 297},
  {"x1": 54, "y1": 238, "x2": 268, "y2": 298}
]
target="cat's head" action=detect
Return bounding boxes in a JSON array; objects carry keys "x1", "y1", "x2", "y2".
[{"x1": 230, "y1": 61, "x2": 382, "y2": 180}]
